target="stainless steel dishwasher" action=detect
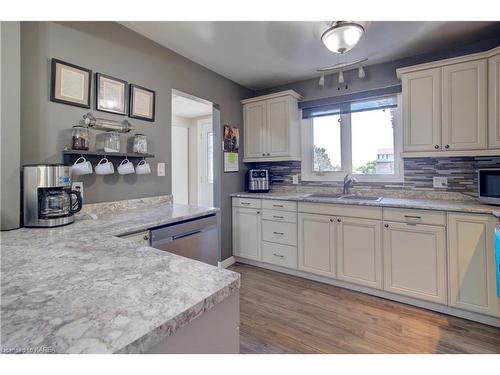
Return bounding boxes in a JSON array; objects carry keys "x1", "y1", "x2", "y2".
[{"x1": 149, "y1": 214, "x2": 218, "y2": 266}]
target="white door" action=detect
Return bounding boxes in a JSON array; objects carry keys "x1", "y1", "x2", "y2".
[
  {"x1": 488, "y1": 53, "x2": 500, "y2": 148},
  {"x1": 447, "y1": 213, "x2": 498, "y2": 316},
  {"x1": 266, "y1": 97, "x2": 290, "y2": 157},
  {"x1": 297, "y1": 213, "x2": 336, "y2": 278},
  {"x1": 383, "y1": 222, "x2": 447, "y2": 304},
  {"x1": 171, "y1": 126, "x2": 189, "y2": 204},
  {"x1": 402, "y1": 68, "x2": 442, "y2": 152},
  {"x1": 232, "y1": 207, "x2": 262, "y2": 261},
  {"x1": 198, "y1": 119, "x2": 213, "y2": 207},
  {"x1": 442, "y1": 59, "x2": 487, "y2": 150},
  {"x1": 244, "y1": 100, "x2": 266, "y2": 159},
  {"x1": 336, "y1": 217, "x2": 383, "y2": 289}
]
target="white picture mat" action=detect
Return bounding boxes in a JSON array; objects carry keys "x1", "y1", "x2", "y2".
[
  {"x1": 133, "y1": 89, "x2": 152, "y2": 117},
  {"x1": 99, "y1": 77, "x2": 125, "y2": 112},
  {"x1": 60, "y1": 67, "x2": 85, "y2": 100}
]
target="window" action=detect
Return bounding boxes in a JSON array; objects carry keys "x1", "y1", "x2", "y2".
[{"x1": 302, "y1": 94, "x2": 402, "y2": 182}]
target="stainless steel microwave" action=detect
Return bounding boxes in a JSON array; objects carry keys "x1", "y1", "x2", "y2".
[{"x1": 478, "y1": 169, "x2": 500, "y2": 205}]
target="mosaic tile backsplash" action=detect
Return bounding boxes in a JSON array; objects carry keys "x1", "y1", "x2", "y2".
[{"x1": 249, "y1": 156, "x2": 500, "y2": 198}]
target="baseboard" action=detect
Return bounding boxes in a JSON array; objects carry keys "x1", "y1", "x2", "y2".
[
  {"x1": 218, "y1": 256, "x2": 236, "y2": 269},
  {"x1": 234, "y1": 256, "x2": 500, "y2": 328}
]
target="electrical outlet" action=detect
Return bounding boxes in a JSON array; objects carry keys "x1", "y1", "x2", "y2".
[
  {"x1": 292, "y1": 174, "x2": 300, "y2": 185},
  {"x1": 72, "y1": 182, "x2": 83, "y2": 199},
  {"x1": 157, "y1": 162, "x2": 166, "y2": 177},
  {"x1": 433, "y1": 176, "x2": 448, "y2": 189}
]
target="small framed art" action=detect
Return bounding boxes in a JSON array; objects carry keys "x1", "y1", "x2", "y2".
[
  {"x1": 129, "y1": 84, "x2": 156, "y2": 122},
  {"x1": 50, "y1": 58, "x2": 92, "y2": 108},
  {"x1": 95, "y1": 73, "x2": 127, "y2": 115}
]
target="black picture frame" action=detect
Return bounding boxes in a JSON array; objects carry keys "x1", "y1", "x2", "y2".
[
  {"x1": 95, "y1": 73, "x2": 128, "y2": 116},
  {"x1": 50, "y1": 58, "x2": 92, "y2": 108},
  {"x1": 129, "y1": 84, "x2": 156, "y2": 122}
]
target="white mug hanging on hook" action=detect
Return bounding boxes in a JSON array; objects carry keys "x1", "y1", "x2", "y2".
[
  {"x1": 118, "y1": 158, "x2": 135, "y2": 175},
  {"x1": 71, "y1": 156, "x2": 93, "y2": 175},
  {"x1": 135, "y1": 159, "x2": 151, "y2": 175},
  {"x1": 95, "y1": 157, "x2": 115, "y2": 175}
]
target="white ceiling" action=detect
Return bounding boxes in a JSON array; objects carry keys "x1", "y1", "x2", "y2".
[
  {"x1": 123, "y1": 21, "x2": 499, "y2": 90},
  {"x1": 172, "y1": 94, "x2": 212, "y2": 118}
]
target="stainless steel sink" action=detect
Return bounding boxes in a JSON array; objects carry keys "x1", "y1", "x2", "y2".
[
  {"x1": 339, "y1": 195, "x2": 383, "y2": 202},
  {"x1": 306, "y1": 193, "x2": 344, "y2": 199}
]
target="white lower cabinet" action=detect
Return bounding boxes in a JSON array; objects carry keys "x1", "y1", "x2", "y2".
[
  {"x1": 336, "y1": 217, "x2": 383, "y2": 289},
  {"x1": 232, "y1": 206, "x2": 262, "y2": 261},
  {"x1": 383, "y1": 222, "x2": 447, "y2": 304},
  {"x1": 297, "y1": 213, "x2": 336, "y2": 278},
  {"x1": 447, "y1": 213, "x2": 498, "y2": 317}
]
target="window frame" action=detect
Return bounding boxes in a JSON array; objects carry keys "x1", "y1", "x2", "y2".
[{"x1": 301, "y1": 94, "x2": 403, "y2": 183}]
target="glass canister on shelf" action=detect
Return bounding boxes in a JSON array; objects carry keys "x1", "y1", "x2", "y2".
[
  {"x1": 133, "y1": 134, "x2": 148, "y2": 154},
  {"x1": 71, "y1": 125, "x2": 89, "y2": 151},
  {"x1": 104, "y1": 131, "x2": 120, "y2": 153}
]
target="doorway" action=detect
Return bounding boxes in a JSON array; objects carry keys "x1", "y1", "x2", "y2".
[{"x1": 171, "y1": 90, "x2": 214, "y2": 207}]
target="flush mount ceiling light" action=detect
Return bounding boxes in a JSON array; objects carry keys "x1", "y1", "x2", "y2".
[{"x1": 321, "y1": 21, "x2": 364, "y2": 54}]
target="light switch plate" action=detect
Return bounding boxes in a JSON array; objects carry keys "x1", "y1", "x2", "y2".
[
  {"x1": 157, "y1": 162, "x2": 166, "y2": 177},
  {"x1": 292, "y1": 174, "x2": 299, "y2": 185},
  {"x1": 433, "y1": 176, "x2": 448, "y2": 189},
  {"x1": 72, "y1": 182, "x2": 83, "y2": 199}
]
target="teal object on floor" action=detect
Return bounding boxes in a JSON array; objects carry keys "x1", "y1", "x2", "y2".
[{"x1": 495, "y1": 224, "x2": 500, "y2": 298}]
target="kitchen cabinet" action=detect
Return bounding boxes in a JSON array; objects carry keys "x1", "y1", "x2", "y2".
[
  {"x1": 119, "y1": 230, "x2": 151, "y2": 246},
  {"x1": 242, "y1": 90, "x2": 302, "y2": 162},
  {"x1": 488, "y1": 53, "x2": 500, "y2": 148},
  {"x1": 297, "y1": 213, "x2": 336, "y2": 278},
  {"x1": 336, "y1": 217, "x2": 383, "y2": 289},
  {"x1": 442, "y1": 60, "x2": 487, "y2": 150},
  {"x1": 402, "y1": 68, "x2": 442, "y2": 152},
  {"x1": 232, "y1": 206, "x2": 262, "y2": 261},
  {"x1": 383, "y1": 221, "x2": 447, "y2": 304},
  {"x1": 447, "y1": 213, "x2": 498, "y2": 317}
]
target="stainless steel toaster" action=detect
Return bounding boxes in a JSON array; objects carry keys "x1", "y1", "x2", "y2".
[{"x1": 247, "y1": 169, "x2": 270, "y2": 193}]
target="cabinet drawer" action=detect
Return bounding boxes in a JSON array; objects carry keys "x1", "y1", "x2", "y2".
[
  {"x1": 262, "y1": 242, "x2": 297, "y2": 269},
  {"x1": 383, "y1": 208, "x2": 445, "y2": 226},
  {"x1": 262, "y1": 199, "x2": 297, "y2": 212},
  {"x1": 262, "y1": 220, "x2": 297, "y2": 246},
  {"x1": 262, "y1": 209, "x2": 297, "y2": 223},
  {"x1": 232, "y1": 197, "x2": 261, "y2": 209},
  {"x1": 298, "y1": 202, "x2": 382, "y2": 220}
]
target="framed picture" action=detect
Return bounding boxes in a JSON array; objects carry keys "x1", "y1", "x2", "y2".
[
  {"x1": 223, "y1": 125, "x2": 240, "y2": 152},
  {"x1": 50, "y1": 58, "x2": 91, "y2": 108},
  {"x1": 95, "y1": 73, "x2": 127, "y2": 115},
  {"x1": 129, "y1": 84, "x2": 155, "y2": 122}
]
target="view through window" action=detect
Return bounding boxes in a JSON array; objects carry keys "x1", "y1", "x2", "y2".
[{"x1": 312, "y1": 114, "x2": 342, "y2": 172}]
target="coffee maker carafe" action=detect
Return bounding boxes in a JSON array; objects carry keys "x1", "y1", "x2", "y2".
[{"x1": 23, "y1": 165, "x2": 82, "y2": 227}]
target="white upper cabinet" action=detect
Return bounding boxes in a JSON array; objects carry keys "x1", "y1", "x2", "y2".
[
  {"x1": 488, "y1": 53, "x2": 500, "y2": 148},
  {"x1": 242, "y1": 90, "x2": 302, "y2": 162},
  {"x1": 398, "y1": 46, "x2": 500, "y2": 156},
  {"x1": 402, "y1": 68, "x2": 442, "y2": 152},
  {"x1": 442, "y1": 60, "x2": 487, "y2": 150}
]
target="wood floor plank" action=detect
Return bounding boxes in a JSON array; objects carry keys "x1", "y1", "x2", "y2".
[{"x1": 231, "y1": 263, "x2": 500, "y2": 354}]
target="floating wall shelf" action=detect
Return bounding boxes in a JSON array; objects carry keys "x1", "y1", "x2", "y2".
[{"x1": 62, "y1": 149, "x2": 155, "y2": 167}]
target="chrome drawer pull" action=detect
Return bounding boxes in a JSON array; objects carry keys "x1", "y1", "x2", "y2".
[
  {"x1": 273, "y1": 231, "x2": 284, "y2": 235},
  {"x1": 273, "y1": 204, "x2": 284, "y2": 208},
  {"x1": 273, "y1": 253, "x2": 285, "y2": 258},
  {"x1": 273, "y1": 215, "x2": 284, "y2": 219},
  {"x1": 241, "y1": 202, "x2": 250, "y2": 205}
]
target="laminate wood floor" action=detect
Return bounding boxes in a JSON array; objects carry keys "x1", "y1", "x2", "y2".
[{"x1": 229, "y1": 263, "x2": 500, "y2": 354}]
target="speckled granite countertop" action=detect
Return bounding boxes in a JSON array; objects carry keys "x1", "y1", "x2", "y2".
[
  {"x1": 231, "y1": 192, "x2": 500, "y2": 216},
  {"x1": 0, "y1": 203, "x2": 239, "y2": 354}
]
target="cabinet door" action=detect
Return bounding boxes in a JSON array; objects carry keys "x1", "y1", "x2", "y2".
[
  {"x1": 232, "y1": 207, "x2": 262, "y2": 261},
  {"x1": 383, "y1": 222, "x2": 447, "y2": 304},
  {"x1": 447, "y1": 213, "x2": 498, "y2": 316},
  {"x1": 488, "y1": 53, "x2": 500, "y2": 148},
  {"x1": 442, "y1": 60, "x2": 487, "y2": 150},
  {"x1": 266, "y1": 97, "x2": 290, "y2": 157},
  {"x1": 337, "y1": 217, "x2": 383, "y2": 289},
  {"x1": 402, "y1": 68, "x2": 442, "y2": 152},
  {"x1": 297, "y1": 213, "x2": 335, "y2": 278},
  {"x1": 243, "y1": 101, "x2": 266, "y2": 158}
]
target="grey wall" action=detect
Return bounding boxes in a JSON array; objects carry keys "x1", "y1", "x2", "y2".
[
  {"x1": 257, "y1": 36, "x2": 500, "y2": 101},
  {"x1": 0, "y1": 22, "x2": 21, "y2": 230},
  {"x1": 20, "y1": 22, "x2": 252, "y2": 260}
]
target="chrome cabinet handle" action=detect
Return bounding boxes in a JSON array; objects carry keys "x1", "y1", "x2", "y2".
[
  {"x1": 256, "y1": 211, "x2": 260, "y2": 214},
  {"x1": 404, "y1": 215, "x2": 422, "y2": 220},
  {"x1": 445, "y1": 145, "x2": 450, "y2": 149},
  {"x1": 273, "y1": 253, "x2": 285, "y2": 258},
  {"x1": 434, "y1": 145, "x2": 439, "y2": 149},
  {"x1": 267, "y1": 153, "x2": 271, "y2": 156},
  {"x1": 337, "y1": 218, "x2": 342, "y2": 223},
  {"x1": 273, "y1": 204, "x2": 284, "y2": 208},
  {"x1": 143, "y1": 235, "x2": 149, "y2": 241},
  {"x1": 330, "y1": 218, "x2": 334, "y2": 222},
  {"x1": 273, "y1": 231, "x2": 284, "y2": 235},
  {"x1": 241, "y1": 202, "x2": 250, "y2": 205},
  {"x1": 384, "y1": 224, "x2": 389, "y2": 228},
  {"x1": 273, "y1": 215, "x2": 284, "y2": 219}
]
